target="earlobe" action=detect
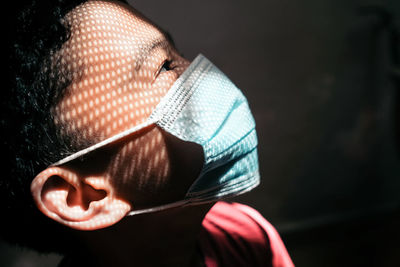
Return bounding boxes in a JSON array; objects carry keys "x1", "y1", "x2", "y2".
[{"x1": 31, "y1": 166, "x2": 131, "y2": 230}]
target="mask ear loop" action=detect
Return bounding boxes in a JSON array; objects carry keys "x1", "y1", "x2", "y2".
[
  {"x1": 126, "y1": 199, "x2": 191, "y2": 216},
  {"x1": 52, "y1": 117, "x2": 159, "y2": 166}
]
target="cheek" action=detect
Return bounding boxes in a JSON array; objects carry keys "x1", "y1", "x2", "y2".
[
  {"x1": 96, "y1": 76, "x2": 170, "y2": 136},
  {"x1": 54, "y1": 61, "x2": 175, "y2": 145},
  {"x1": 105, "y1": 127, "x2": 172, "y2": 207},
  {"x1": 152, "y1": 71, "x2": 178, "y2": 96}
]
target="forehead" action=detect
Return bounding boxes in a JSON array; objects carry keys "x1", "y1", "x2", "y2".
[
  {"x1": 65, "y1": 1, "x2": 165, "y2": 46},
  {"x1": 53, "y1": 0, "x2": 172, "y2": 148}
]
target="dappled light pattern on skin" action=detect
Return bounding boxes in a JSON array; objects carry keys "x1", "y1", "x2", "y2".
[
  {"x1": 31, "y1": 0, "x2": 193, "y2": 229},
  {"x1": 106, "y1": 127, "x2": 172, "y2": 208},
  {"x1": 52, "y1": 0, "x2": 189, "y2": 147}
]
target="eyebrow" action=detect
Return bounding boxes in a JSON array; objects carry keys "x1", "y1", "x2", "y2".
[{"x1": 135, "y1": 37, "x2": 170, "y2": 71}]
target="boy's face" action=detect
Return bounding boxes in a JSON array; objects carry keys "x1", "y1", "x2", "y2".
[
  {"x1": 54, "y1": 0, "x2": 189, "y2": 145},
  {"x1": 51, "y1": 0, "x2": 193, "y2": 207}
]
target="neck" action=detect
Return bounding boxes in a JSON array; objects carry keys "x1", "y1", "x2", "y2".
[{"x1": 67, "y1": 203, "x2": 213, "y2": 267}]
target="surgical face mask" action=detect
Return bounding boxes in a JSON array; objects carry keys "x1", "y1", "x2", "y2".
[{"x1": 53, "y1": 54, "x2": 260, "y2": 215}]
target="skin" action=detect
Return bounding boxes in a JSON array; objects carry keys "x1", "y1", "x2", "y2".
[{"x1": 30, "y1": 1, "x2": 213, "y2": 266}]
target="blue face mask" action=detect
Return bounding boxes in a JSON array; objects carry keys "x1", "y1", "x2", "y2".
[{"x1": 53, "y1": 54, "x2": 260, "y2": 216}]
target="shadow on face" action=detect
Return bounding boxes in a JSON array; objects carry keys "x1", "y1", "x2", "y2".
[{"x1": 48, "y1": 1, "x2": 199, "y2": 209}]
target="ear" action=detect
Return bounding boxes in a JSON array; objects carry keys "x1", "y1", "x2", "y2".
[{"x1": 31, "y1": 166, "x2": 131, "y2": 230}]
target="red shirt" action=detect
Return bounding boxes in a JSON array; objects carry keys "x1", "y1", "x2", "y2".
[{"x1": 199, "y1": 202, "x2": 294, "y2": 267}]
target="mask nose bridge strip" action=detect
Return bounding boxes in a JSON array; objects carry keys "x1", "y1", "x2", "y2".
[{"x1": 151, "y1": 54, "x2": 212, "y2": 131}]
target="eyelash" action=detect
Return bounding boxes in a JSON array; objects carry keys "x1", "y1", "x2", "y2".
[{"x1": 160, "y1": 60, "x2": 173, "y2": 73}]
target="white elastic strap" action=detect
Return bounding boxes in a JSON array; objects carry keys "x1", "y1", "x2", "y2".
[{"x1": 52, "y1": 117, "x2": 159, "y2": 166}]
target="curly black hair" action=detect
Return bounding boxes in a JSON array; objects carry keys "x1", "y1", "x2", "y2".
[{"x1": 1, "y1": 0, "x2": 126, "y2": 254}]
